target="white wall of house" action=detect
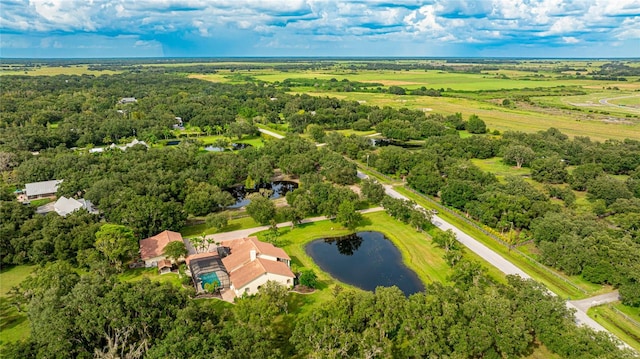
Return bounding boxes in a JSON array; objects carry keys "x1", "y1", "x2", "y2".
[
  {"x1": 143, "y1": 255, "x2": 167, "y2": 267},
  {"x1": 257, "y1": 254, "x2": 278, "y2": 262},
  {"x1": 232, "y1": 273, "x2": 294, "y2": 296}
]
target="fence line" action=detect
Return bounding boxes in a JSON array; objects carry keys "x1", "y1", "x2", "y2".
[{"x1": 611, "y1": 306, "x2": 640, "y2": 329}]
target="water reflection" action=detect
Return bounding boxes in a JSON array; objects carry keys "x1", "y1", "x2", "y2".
[{"x1": 306, "y1": 231, "x2": 425, "y2": 296}]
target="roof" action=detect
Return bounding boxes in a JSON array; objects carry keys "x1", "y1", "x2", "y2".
[
  {"x1": 229, "y1": 258, "x2": 294, "y2": 289},
  {"x1": 119, "y1": 97, "x2": 137, "y2": 103},
  {"x1": 139, "y1": 230, "x2": 183, "y2": 260},
  {"x1": 186, "y1": 252, "x2": 219, "y2": 266},
  {"x1": 157, "y1": 259, "x2": 172, "y2": 270},
  {"x1": 25, "y1": 180, "x2": 61, "y2": 197},
  {"x1": 54, "y1": 197, "x2": 96, "y2": 217},
  {"x1": 221, "y1": 236, "x2": 290, "y2": 272},
  {"x1": 54, "y1": 196, "x2": 83, "y2": 216}
]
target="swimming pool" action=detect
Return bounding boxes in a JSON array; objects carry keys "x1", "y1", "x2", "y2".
[{"x1": 199, "y1": 272, "x2": 220, "y2": 287}]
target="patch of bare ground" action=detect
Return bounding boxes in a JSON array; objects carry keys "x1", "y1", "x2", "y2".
[
  {"x1": 602, "y1": 117, "x2": 635, "y2": 124},
  {"x1": 290, "y1": 285, "x2": 315, "y2": 294}
]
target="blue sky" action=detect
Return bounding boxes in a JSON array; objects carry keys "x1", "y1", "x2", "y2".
[{"x1": 1, "y1": 0, "x2": 639, "y2": 58}]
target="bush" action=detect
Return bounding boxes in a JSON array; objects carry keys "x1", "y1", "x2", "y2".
[{"x1": 299, "y1": 269, "x2": 318, "y2": 288}]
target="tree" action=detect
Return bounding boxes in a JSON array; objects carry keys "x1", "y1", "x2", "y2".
[
  {"x1": 336, "y1": 200, "x2": 362, "y2": 230},
  {"x1": 163, "y1": 240, "x2": 187, "y2": 264},
  {"x1": 568, "y1": 163, "x2": 603, "y2": 191},
  {"x1": 586, "y1": 175, "x2": 633, "y2": 206},
  {"x1": 204, "y1": 280, "x2": 221, "y2": 295},
  {"x1": 94, "y1": 224, "x2": 137, "y2": 270},
  {"x1": 246, "y1": 195, "x2": 276, "y2": 225},
  {"x1": 432, "y1": 229, "x2": 459, "y2": 252},
  {"x1": 407, "y1": 163, "x2": 444, "y2": 196},
  {"x1": 299, "y1": 269, "x2": 318, "y2": 288},
  {"x1": 361, "y1": 179, "x2": 385, "y2": 204},
  {"x1": 306, "y1": 124, "x2": 326, "y2": 143},
  {"x1": 205, "y1": 212, "x2": 229, "y2": 231},
  {"x1": 531, "y1": 156, "x2": 568, "y2": 184},
  {"x1": 465, "y1": 114, "x2": 487, "y2": 134},
  {"x1": 503, "y1": 144, "x2": 535, "y2": 169}
]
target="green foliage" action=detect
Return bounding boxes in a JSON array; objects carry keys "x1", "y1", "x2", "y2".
[
  {"x1": 205, "y1": 212, "x2": 229, "y2": 231},
  {"x1": 569, "y1": 163, "x2": 604, "y2": 191},
  {"x1": 465, "y1": 114, "x2": 487, "y2": 134},
  {"x1": 336, "y1": 200, "x2": 362, "y2": 230},
  {"x1": 246, "y1": 195, "x2": 276, "y2": 225},
  {"x1": 162, "y1": 241, "x2": 187, "y2": 264},
  {"x1": 360, "y1": 179, "x2": 385, "y2": 204},
  {"x1": 620, "y1": 282, "x2": 640, "y2": 307},
  {"x1": 94, "y1": 224, "x2": 137, "y2": 270},
  {"x1": 407, "y1": 163, "x2": 444, "y2": 196},
  {"x1": 586, "y1": 175, "x2": 633, "y2": 206},
  {"x1": 502, "y1": 144, "x2": 535, "y2": 168},
  {"x1": 306, "y1": 124, "x2": 326, "y2": 143},
  {"x1": 531, "y1": 156, "x2": 568, "y2": 184},
  {"x1": 184, "y1": 181, "x2": 235, "y2": 216},
  {"x1": 298, "y1": 269, "x2": 318, "y2": 288}
]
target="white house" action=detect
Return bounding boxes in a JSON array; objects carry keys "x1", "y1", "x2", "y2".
[
  {"x1": 220, "y1": 237, "x2": 294, "y2": 298},
  {"x1": 53, "y1": 196, "x2": 97, "y2": 217},
  {"x1": 24, "y1": 179, "x2": 62, "y2": 200},
  {"x1": 118, "y1": 97, "x2": 137, "y2": 104}
]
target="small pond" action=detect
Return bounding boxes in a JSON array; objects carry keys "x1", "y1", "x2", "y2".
[
  {"x1": 306, "y1": 231, "x2": 425, "y2": 296},
  {"x1": 226, "y1": 180, "x2": 298, "y2": 208},
  {"x1": 166, "y1": 140, "x2": 181, "y2": 146}
]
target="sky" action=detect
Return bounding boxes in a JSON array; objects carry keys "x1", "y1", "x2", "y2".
[{"x1": 0, "y1": 0, "x2": 639, "y2": 58}]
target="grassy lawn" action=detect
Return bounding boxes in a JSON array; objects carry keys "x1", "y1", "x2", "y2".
[
  {"x1": 28, "y1": 198, "x2": 54, "y2": 207},
  {"x1": 392, "y1": 186, "x2": 608, "y2": 299},
  {"x1": 0, "y1": 265, "x2": 36, "y2": 347},
  {"x1": 118, "y1": 267, "x2": 183, "y2": 287},
  {"x1": 588, "y1": 304, "x2": 640, "y2": 352},
  {"x1": 471, "y1": 157, "x2": 532, "y2": 181}
]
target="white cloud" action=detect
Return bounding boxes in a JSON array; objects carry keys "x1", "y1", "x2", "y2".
[{"x1": 0, "y1": 0, "x2": 638, "y2": 57}]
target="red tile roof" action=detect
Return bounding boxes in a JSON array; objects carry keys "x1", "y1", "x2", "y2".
[
  {"x1": 221, "y1": 236, "x2": 290, "y2": 272},
  {"x1": 229, "y1": 258, "x2": 294, "y2": 289},
  {"x1": 139, "y1": 230, "x2": 183, "y2": 260},
  {"x1": 157, "y1": 259, "x2": 172, "y2": 270}
]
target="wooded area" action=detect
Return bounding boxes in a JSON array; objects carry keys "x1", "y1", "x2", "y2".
[{"x1": 1, "y1": 65, "x2": 639, "y2": 357}]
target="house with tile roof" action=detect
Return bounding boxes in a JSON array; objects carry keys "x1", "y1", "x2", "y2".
[
  {"x1": 139, "y1": 230, "x2": 184, "y2": 267},
  {"x1": 220, "y1": 236, "x2": 295, "y2": 299}
]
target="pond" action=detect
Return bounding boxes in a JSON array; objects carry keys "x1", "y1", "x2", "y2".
[
  {"x1": 225, "y1": 180, "x2": 298, "y2": 208},
  {"x1": 306, "y1": 231, "x2": 425, "y2": 296}
]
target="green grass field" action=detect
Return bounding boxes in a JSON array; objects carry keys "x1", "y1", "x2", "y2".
[
  {"x1": 471, "y1": 157, "x2": 532, "y2": 181},
  {"x1": 0, "y1": 265, "x2": 36, "y2": 347},
  {"x1": 588, "y1": 304, "x2": 640, "y2": 352}
]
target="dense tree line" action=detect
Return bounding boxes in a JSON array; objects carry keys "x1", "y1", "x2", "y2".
[{"x1": 4, "y1": 258, "x2": 634, "y2": 358}]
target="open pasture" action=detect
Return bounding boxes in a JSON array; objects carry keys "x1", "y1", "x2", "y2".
[{"x1": 301, "y1": 91, "x2": 640, "y2": 142}]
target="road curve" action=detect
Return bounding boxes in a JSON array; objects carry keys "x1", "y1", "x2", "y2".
[{"x1": 599, "y1": 94, "x2": 640, "y2": 113}]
